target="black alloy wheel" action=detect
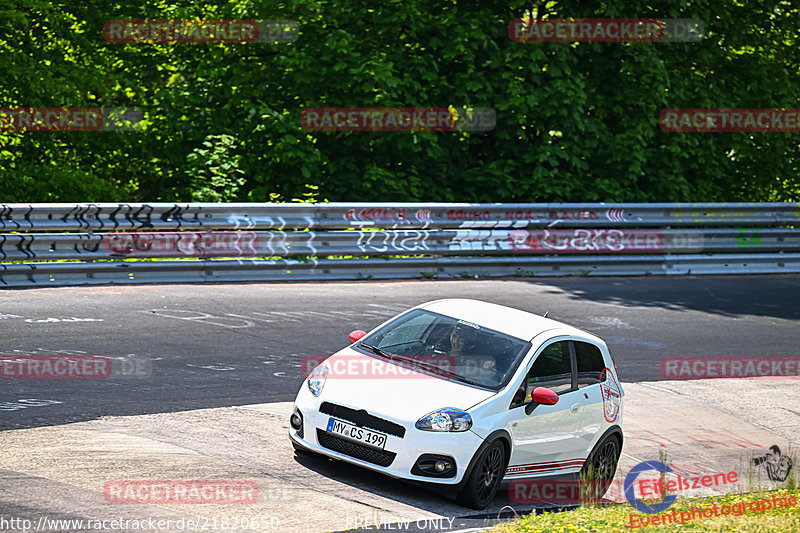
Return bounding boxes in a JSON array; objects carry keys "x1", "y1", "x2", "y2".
[
  {"x1": 457, "y1": 440, "x2": 506, "y2": 509},
  {"x1": 580, "y1": 435, "x2": 620, "y2": 503}
]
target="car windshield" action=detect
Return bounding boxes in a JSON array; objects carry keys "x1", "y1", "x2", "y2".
[{"x1": 356, "y1": 309, "x2": 531, "y2": 390}]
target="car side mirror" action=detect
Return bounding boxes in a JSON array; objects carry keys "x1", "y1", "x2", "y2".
[
  {"x1": 348, "y1": 330, "x2": 367, "y2": 344},
  {"x1": 525, "y1": 387, "x2": 559, "y2": 415},
  {"x1": 532, "y1": 387, "x2": 559, "y2": 405}
]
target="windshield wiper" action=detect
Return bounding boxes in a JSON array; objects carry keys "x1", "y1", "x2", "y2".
[{"x1": 359, "y1": 342, "x2": 396, "y2": 359}]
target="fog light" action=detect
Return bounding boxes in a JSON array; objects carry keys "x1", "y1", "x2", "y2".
[
  {"x1": 411, "y1": 454, "x2": 457, "y2": 478},
  {"x1": 290, "y1": 412, "x2": 302, "y2": 430}
]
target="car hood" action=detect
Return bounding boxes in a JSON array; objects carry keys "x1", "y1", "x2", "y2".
[{"x1": 315, "y1": 348, "x2": 497, "y2": 422}]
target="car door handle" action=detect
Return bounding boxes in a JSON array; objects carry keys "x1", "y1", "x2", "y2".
[{"x1": 570, "y1": 403, "x2": 580, "y2": 413}]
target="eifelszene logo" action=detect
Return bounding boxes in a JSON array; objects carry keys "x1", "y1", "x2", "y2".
[
  {"x1": 624, "y1": 460, "x2": 739, "y2": 514},
  {"x1": 624, "y1": 461, "x2": 678, "y2": 513}
]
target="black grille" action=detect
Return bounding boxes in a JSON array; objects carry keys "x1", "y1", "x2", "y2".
[
  {"x1": 316, "y1": 429, "x2": 397, "y2": 467},
  {"x1": 320, "y1": 402, "x2": 406, "y2": 437},
  {"x1": 297, "y1": 420, "x2": 304, "y2": 440}
]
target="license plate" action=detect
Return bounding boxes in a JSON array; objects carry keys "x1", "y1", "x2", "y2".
[{"x1": 326, "y1": 417, "x2": 387, "y2": 450}]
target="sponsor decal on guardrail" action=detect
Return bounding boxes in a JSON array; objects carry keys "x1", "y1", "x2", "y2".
[
  {"x1": 103, "y1": 480, "x2": 258, "y2": 504},
  {"x1": 509, "y1": 18, "x2": 703, "y2": 42},
  {"x1": 103, "y1": 20, "x2": 297, "y2": 43},
  {"x1": 660, "y1": 357, "x2": 800, "y2": 380}
]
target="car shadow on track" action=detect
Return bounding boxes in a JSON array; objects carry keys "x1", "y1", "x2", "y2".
[{"x1": 291, "y1": 448, "x2": 587, "y2": 531}]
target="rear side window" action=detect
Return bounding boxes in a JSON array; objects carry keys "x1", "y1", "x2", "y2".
[{"x1": 575, "y1": 341, "x2": 605, "y2": 388}]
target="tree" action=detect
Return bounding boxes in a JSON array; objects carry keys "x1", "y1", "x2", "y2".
[{"x1": 0, "y1": 0, "x2": 797, "y2": 203}]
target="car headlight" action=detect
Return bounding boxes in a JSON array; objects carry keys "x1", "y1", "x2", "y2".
[
  {"x1": 307, "y1": 365, "x2": 328, "y2": 397},
  {"x1": 415, "y1": 408, "x2": 472, "y2": 432}
]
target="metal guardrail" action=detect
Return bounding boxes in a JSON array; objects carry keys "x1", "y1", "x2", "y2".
[
  {"x1": 1, "y1": 202, "x2": 798, "y2": 287},
  {"x1": 1, "y1": 228, "x2": 798, "y2": 261},
  {"x1": 3, "y1": 254, "x2": 800, "y2": 287},
  {"x1": 1, "y1": 202, "x2": 799, "y2": 231}
]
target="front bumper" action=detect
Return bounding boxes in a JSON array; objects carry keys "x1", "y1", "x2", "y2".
[{"x1": 290, "y1": 393, "x2": 484, "y2": 486}]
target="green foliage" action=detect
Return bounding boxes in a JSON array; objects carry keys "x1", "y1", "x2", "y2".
[
  {"x1": 489, "y1": 488, "x2": 800, "y2": 533},
  {"x1": 0, "y1": 0, "x2": 798, "y2": 202},
  {"x1": 184, "y1": 134, "x2": 245, "y2": 201}
]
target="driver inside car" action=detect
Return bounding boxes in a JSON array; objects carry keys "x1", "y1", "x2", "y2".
[{"x1": 446, "y1": 324, "x2": 497, "y2": 375}]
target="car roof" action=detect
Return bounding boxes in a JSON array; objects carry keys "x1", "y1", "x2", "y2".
[{"x1": 416, "y1": 298, "x2": 599, "y2": 343}]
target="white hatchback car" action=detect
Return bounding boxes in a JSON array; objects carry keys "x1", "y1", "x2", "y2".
[{"x1": 289, "y1": 299, "x2": 624, "y2": 509}]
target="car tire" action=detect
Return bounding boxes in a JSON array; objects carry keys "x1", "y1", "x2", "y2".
[
  {"x1": 457, "y1": 440, "x2": 506, "y2": 510},
  {"x1": 579, "y1": 434, "x2": 621, "y2": 503}
]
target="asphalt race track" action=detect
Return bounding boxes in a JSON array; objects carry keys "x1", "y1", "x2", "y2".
[
  {"x1": 1, "y1": 275, "x2": 799, "y2": 532},
  {"x1": 3, "y1": 275, "x2": 799, "y2": 430}
]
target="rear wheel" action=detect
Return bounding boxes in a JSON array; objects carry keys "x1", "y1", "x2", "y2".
[
  {"x1": 580, "y1": 434, "x2": 620, "y2": 503},
  {"x1": 457, "y1": 440, "x2": 506, "y2": 509}
]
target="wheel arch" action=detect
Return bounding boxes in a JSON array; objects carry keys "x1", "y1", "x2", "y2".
[
  {"x1": 456, "y1": 429, "x2": 512, "y2": 491},
  {"x1": 588, "y1": 425, "x2": 624, "y2": 461},
  {"x1": 603, "y1": 425, "x2": 623, "y2": 450}
]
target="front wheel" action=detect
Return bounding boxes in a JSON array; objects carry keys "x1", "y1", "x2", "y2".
[{"x1": 457, "y1": 440, "x2": 506, "y2": 509}]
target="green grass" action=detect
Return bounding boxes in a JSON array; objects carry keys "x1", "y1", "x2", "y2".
[{"x1": 490, "y1": 489, "x2": 800, "y2": 533}]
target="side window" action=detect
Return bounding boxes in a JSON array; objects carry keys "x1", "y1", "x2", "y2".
[
  {"x1": 575, "y1": 341, "x2": 605, "y2": 388},
  {"x1": 511, "y1": 341, "x2": 573, "y2": 408}
]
